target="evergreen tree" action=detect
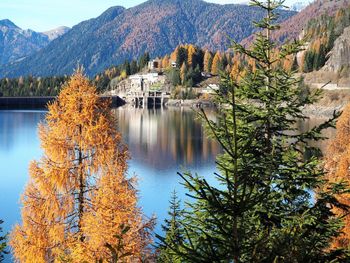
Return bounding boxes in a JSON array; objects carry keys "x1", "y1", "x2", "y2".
[
  {"x1": 159, "y1": 0, "x2": 350, "y2": 262},
  {"x1": 221, "y1": 54, "x2": 228, "y2": 71},
  {"x1": 317, "y1": 44, "x2": 326, "y2": 69},
  {"x1": 192, "y1": 65, "x2": 202, "y2": 85},
  {"x1": 168, "y1": 69, "x2": 181, "y2": 86},
  {"x1": 194, "y1": 48, "x2": 205, "y2": 71},
  {"x1": 176, "y1": 47, "x2": 188, "y2": 69},
  {"x1": 180, "y1": 63, "x2": 187, "y2": 85},
  {"x1": 130, "y1": 59, "x2": 138, "y2": 75},
  {"x1": 156, "y1": 191, "x2": 184, "y2": 263},
  {"x1": 303, "y1": 51, "x2": 314, "y2": 72},
  {"x1": 0, "y1": 220, "x2": 7, "y2": 262},
  {"x1": 139, "y1": 52, "x2": 150, "y2": 69},
  {"x1": 123, "y1": 60, "x2": 131, "y2": 76}
]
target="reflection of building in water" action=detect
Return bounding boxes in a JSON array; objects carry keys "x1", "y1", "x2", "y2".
[
  {"x1": 128, "y1": 108, "x2": 158, "y2": 148},
  {"x1": 114, "y1": 107, "x2": 221, "y2": 169},
  {"x1": 114, "y1": 108, "x2": 337, "y2": 169}
]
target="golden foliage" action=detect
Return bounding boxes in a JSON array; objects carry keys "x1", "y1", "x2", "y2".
[
  {"x1": 211, "y1": 51, "x2": 221, "y2": 75},
  {"x1": 187, "y1": 44, "x2": 196, "y2": 66},
  {"x1": 170, "y1": 47, "x2": 178, "y2": 63},
  {"x1": 162, "y1": 55, "x2": 170, "y2": 69},
  {"x1": 325, "y1": 103, "x2": 350, "y2": 248},
  {"x1": 203, "y1": 50, "x2": 212, "y2": 72},
  {"x1": 119, "y1": 70, "x2": 127, "y2": 81},
  {"x1": 10, "y1": 70, "x2": 154, "y2": 262}
]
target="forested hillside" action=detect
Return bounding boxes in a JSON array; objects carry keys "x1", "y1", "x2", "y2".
[
  {"x1": 0, "y1": 0, "x2": 295, "y2": 78},
  {"x1": 241, "y1": 0, "x2": 350, "y2": 45},
  {"x1": 301, "y1": 6, "x2": 350, "y2": 72}
]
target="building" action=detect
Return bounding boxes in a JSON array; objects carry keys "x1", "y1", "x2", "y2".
[
  {"x1": 129, "y1": 73, "x2": 160, "y2": 91},
  {"x1": 171, "y1": 61, "x2": 177, "y2": 68},
  {"x1": 148, "y1": 59, "x2": 161, "y2": 70},
  {"x1": 202, "y1": 84, "x2": 220, "y2": 95}
]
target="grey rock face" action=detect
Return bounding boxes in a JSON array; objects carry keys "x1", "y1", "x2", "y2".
[{"x1": 324, "y1": 26, "x2": 350, "y2": 72}]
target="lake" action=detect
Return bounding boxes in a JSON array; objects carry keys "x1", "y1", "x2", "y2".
[
  {"x1": 0, "y1": 107, "x2": 220, "y2": 262},
  {"x1": 0, "y1": 107, "x2": 337, "y2": 262}
]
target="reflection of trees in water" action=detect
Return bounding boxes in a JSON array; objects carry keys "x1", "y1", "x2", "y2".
[
  {"x1": 296, "y1": 117, "x2": 336, "y2": 154},
  {"x1": 0, "y1": 111, "x2": 46, "y2": 151},
  {"x1": 113, "y1": 107, "x2": 221, "y2": 169}
]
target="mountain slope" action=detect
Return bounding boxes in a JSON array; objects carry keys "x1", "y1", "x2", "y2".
[
  {"x1": 242, "y1": 0, "x2": 350, "y2": 45},
  {"x1": 0, "y1": 0, "x2": 295, "y2": 77},
  {"x1": 0, "y1": 19, "x2": 50, "y2": 65},
  {"x1": 42, "y1": 26, "x2": 70, "y2": 41}
]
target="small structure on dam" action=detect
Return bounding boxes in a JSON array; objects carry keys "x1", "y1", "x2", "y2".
[
  {"x1": 129, "y1": 90, "x2": 170, "y2": 107},
  {"x1": 109, "y1": 72, "x2": 171, "y2": 107}
]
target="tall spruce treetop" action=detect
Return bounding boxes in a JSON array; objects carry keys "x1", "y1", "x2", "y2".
[
  {"x1": 158, "y1": 0, "x2": 350, "y2": 262},
  {"x1": 157, "y1": 190, "x2": 184, "y2": 263}
]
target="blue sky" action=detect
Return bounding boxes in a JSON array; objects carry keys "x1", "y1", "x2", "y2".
[{"x1": 0, "y1": 0, "x2": 308, "y2": 32}]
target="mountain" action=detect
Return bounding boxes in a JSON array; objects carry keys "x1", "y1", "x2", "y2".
[
  {"x1": 0, "y1": 20, "x2": 70, "y2": 65},
  {"x1": 0, "y1": 19, "x2": 50, "y2": 65},
  {"x1": 42, "y1": 26, "x2": 70, "y2": 41},
  {"x1": 0, "y1": 0, "x2": 296, "y2": 78},
  {"x1": 290, "y1": 2, "x2": 310, "y2": 12},
  {"x1": 242, "y1": 0, "x2": 350, "y2": 45}
]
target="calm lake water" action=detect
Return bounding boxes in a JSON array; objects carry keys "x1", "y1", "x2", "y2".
[
  {"x1": 0, "y1": 107, "x2": 220, "y2": 262},
  {"x1": 0, "y1": 107, "x2": 337, "y2": 262}
]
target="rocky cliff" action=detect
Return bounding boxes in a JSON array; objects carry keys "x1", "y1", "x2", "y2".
[{"x1": 323, "y1": 26, "x2": 350, "y2": 72}]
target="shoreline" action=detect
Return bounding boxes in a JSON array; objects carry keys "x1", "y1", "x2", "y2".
[
  {"x1": 0, "y1": 97, "x2": 345, "y2": 119},
  {"x1": 165, "y1": 99, "x2": 215, "y2": 108},
  {"x1": 0, "y1": 95, "x2": 125, "y2": 109}
]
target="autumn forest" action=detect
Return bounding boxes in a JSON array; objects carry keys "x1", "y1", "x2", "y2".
[{"x1": 2, "y1": 0, "x2": 350, "y2": 262}]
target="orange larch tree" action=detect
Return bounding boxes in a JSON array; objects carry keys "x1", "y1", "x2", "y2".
[
  {"x1": 211, "y1": 51, "x2": 221, "y2": 75},
  {"x1": 170, "y1": 47, "x2": 179, "y2": 63},
  {"x1": 162, "y1": 55, "x2": 170, "y2": 69},
  {"x1": 203, "y1": 50, "x2": 212, "y2": 73},
  {"x1": 187, "y1": 44, "x2": 196, "y2": 67},
  {"x1": 325, "y1": 103, "x2": 350, "y2": 248},
  {"x1": 10, "y1": 70, "x2": 154, "y2": 262}
]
